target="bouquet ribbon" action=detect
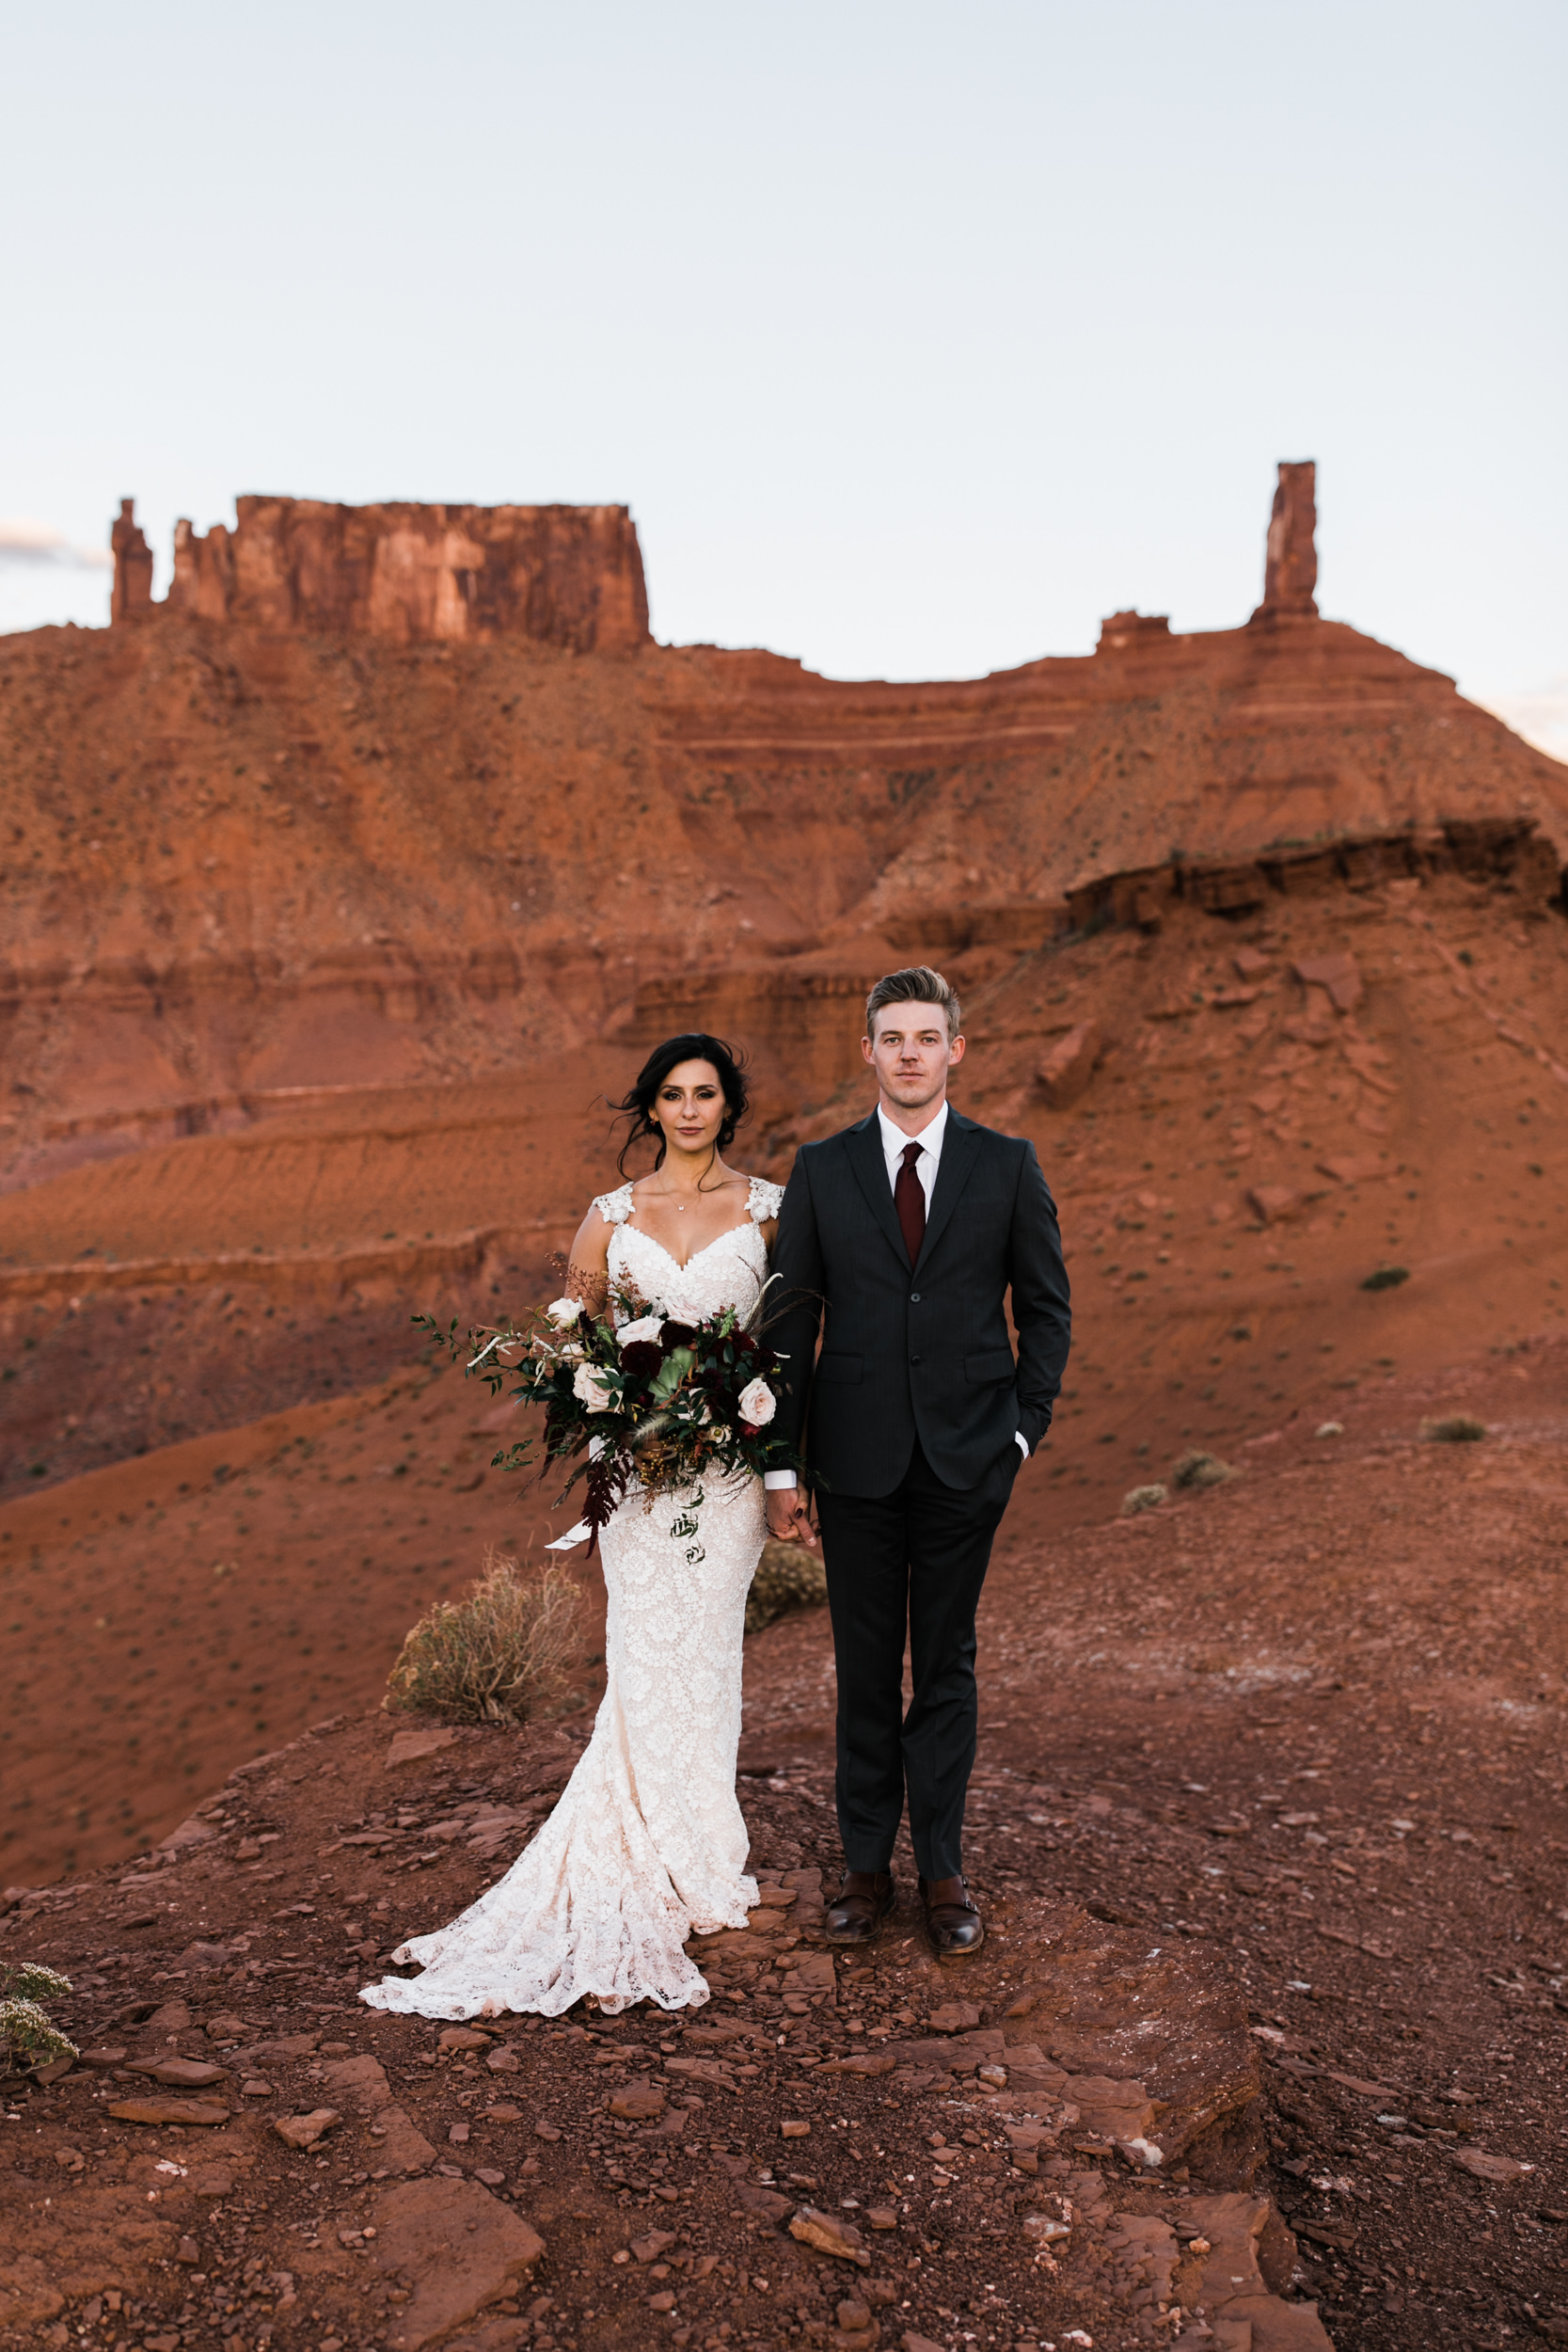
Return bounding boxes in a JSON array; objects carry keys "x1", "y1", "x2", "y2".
[{"x1": 546, "y1": 1519, "x2": 594, "y2": 1552}]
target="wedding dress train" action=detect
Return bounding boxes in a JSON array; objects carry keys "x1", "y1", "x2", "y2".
[{"x1": 359, "y1": 1174, "x2": 783, "y2": 2019}]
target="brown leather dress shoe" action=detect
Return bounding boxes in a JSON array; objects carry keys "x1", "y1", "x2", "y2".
[
  {"x1": 823, "y1": 1870, "x2": 895, "y2": 1945},
  {"x1": 919, "y1": 1874, "x2": 985, "y2": 1957}
]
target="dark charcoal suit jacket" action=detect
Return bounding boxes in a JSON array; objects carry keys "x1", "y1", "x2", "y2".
[{"x1": 768, "y1": 1107, "x2": 1071, "y2": 1499}]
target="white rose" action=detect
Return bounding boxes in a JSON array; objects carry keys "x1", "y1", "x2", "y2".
[
  {"x1": 545, "y1": 1296, "x2": 582, "y2": 1328},
  {"x1": 617, "y1": 1315, "x2": 665, "y2": 1350},
  {"x1": 738, "y1": 1377, "x2": 776, "y2": 1428},
  {"x1": 572, "y1": 1362, "x2": 617, "y2": 1413}
]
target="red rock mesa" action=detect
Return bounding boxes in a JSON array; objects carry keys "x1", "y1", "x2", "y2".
[
  {"x1": 114, "y1": 495, "x2": 650, "y2": 653},
  {"x1": 6, "y1": 459, "x2": 1562, "y2": 1187}
]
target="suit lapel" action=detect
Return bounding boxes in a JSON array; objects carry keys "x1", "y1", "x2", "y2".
[
  {"x1": 917, "y1": 1109, "x2": 983, "y2": 1270},
  {"x1": 846, "y1": 1113, "x2": 911, "y2": 1268}
]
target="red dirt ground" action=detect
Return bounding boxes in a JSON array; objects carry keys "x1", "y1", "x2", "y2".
[{"x1": 3, "y1": 1332, "x2": 1564, "y2": 2348}]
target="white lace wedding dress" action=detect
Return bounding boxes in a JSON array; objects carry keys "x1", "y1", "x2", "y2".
[{"x1": 359, "y1": 1173, "x2": 784, "y2": 2021}]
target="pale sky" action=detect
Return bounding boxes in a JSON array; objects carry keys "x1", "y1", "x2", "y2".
[{"x1": 4, "y1": 1, "x2": 1563, "y2": 755}]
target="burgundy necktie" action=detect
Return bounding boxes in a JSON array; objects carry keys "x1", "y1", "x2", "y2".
[{"x1": 895, "y1": 1139, "x2": 926, "y2": 1268}]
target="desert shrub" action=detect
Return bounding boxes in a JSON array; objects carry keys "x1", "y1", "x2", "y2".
[
  {"x1": 746, "y1": 1538, "x2": 829, "y2": 1635},
  {"x1": 1170, "y1": 1448, "x2": 1238, "y2": 1491},
  {"x1": 1, "y1": 1962, "x2": 76, "y2": 2076},
  {"x1": 1421, "y1": 1414, "x2": 1487, "y2": 1444},
  {"x1": 1361, "y1": 1266, "x2": 1410, "y2": 1292},
  {"x1": 386, "y1": 1549, "x2": 582, "y2": 1725},
  {"x1": 1121, "y1": 1483, "x2": 1168, "y2": 1516}
]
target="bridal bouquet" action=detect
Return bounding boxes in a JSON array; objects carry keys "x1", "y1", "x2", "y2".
[{"x1": 414, "y1": 1279, "x2": 801, "y2": 1556}]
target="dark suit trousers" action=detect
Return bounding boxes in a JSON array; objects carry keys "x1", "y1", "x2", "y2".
[{"x1": 816, "y1": 1438, "x2": 1017, "y2": 1882}]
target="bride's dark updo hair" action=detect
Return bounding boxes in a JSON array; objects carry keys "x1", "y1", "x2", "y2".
[{"x1": 614, "y1": 1033, "x2": 751, "y2": 1177}]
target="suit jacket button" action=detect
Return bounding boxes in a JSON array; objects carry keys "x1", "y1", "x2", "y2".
[
  {"x1": 910, "y1": 1292, "x2": 921, "y2": 1303},
  {"x1": 911, "y1": 1354, "x2": 921, "y2": 1365}
]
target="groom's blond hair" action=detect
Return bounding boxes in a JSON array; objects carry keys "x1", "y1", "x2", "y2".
[{"x1": 864, "y1": 965, "x2": 961, "y2": 1042}]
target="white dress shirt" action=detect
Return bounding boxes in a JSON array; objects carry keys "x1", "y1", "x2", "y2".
[
  {"x1": 877, "y1": 1098, "x2": 946, "y2": 1211},
  {"x1": 765, "y1": 1095, "x2": 1028, "y2": 1490}
]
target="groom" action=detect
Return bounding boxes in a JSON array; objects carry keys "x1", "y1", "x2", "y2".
[
  {"x1": 766, "y1": 964, "x2": 1071, "y2": 1957},
  {"x1": 765, "y1": 966, "x2": 1071, "y2": 1956}
]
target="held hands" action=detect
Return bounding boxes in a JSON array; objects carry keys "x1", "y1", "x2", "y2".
[{"x1": 765, "y1": 1488, "x2": 819, "y2": 1549}]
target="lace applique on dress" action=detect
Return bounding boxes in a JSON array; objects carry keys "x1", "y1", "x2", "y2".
[
  {"x1": 358, "y1": 1192, "x2": 770, "y2": 2023},
  {"x1": 746, "y1": 1175, "x2": 784, "y2": 1222}
]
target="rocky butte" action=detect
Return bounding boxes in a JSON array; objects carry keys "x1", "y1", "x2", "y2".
[
  {"x1": 109, "y1": 494, "x2": 650, "y2": 651},
  {"x1": 6, "y1": 462, "x2": 1566, "y2": 1187}
]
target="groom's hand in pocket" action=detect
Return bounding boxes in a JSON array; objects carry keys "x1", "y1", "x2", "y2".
[{"x1": 766, "y1": 1488, "x2": 818, "y2": 1549}]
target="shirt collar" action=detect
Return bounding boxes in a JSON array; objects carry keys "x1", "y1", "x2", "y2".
[{"x1": 878, "y1": 1098, "x2": 948, "y2": 1167}]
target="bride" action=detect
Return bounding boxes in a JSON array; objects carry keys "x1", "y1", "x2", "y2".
[{"x1": 360, "y1": 1033, "x2": 783, "y2": 2020}]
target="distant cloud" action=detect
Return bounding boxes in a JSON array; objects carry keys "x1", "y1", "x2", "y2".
[
  {"x1": 0, "y1": 518, "x2": 113, "y2": 570},
  {"x1": 1475, "y1": 680, "x2": 1568, "y2": 766}
]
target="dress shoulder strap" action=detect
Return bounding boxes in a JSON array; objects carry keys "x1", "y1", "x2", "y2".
[
  {"x1": 593, "y1": 1182, "x2": 636, "y2": 1226},
  {"x1": 747, "y1": 1175, "x2": 785, "y2": 1223}
]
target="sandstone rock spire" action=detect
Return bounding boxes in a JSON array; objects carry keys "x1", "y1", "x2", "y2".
[
  {"x1": 1251, "y1": 459, "x2": 1318, "y2": 622},
  {"x1": 109, "y1": 498, "x2": 154, "y2": 623}
]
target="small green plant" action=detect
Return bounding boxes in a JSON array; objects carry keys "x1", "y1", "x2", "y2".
[
  {"x1": 747, "y1": 1539, "x2": 829, "y2": 1635},
  {"x1": 1121, "y1": 1483, "x2": 1168, "y2": 1516},
  {"x1": 1361, "y1": 1266, "x2": 1410, "y2": 1292},
  {"x1": 1170, "y1": 1449, "x2": 1238, "y2": 1491},
  {"x1": 386, "y1": 1549, "x2": 582, "y2": 1726},
  {"x1": 1, "y1": 1962, "x2": 76, "y2": 2076},
  {"x1": 1421, "y1": 1414, "x2": 1487, "y2": 1444}
]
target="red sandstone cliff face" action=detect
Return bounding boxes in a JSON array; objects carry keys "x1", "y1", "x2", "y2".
[
  {"x1": 121, "y1": 495, "x2": 650, "y2": 653},
  {"x1": 4, "y1": 465, "x2": 1565, "y2": 1190}
]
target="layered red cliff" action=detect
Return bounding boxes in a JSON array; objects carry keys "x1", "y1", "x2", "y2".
[
  {"x1": 8, "y1": 464, "x2": 1564, "y2": 1192},
  {"x1": 111, "y1": 493, "x2": 649, "y2": 652}
]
